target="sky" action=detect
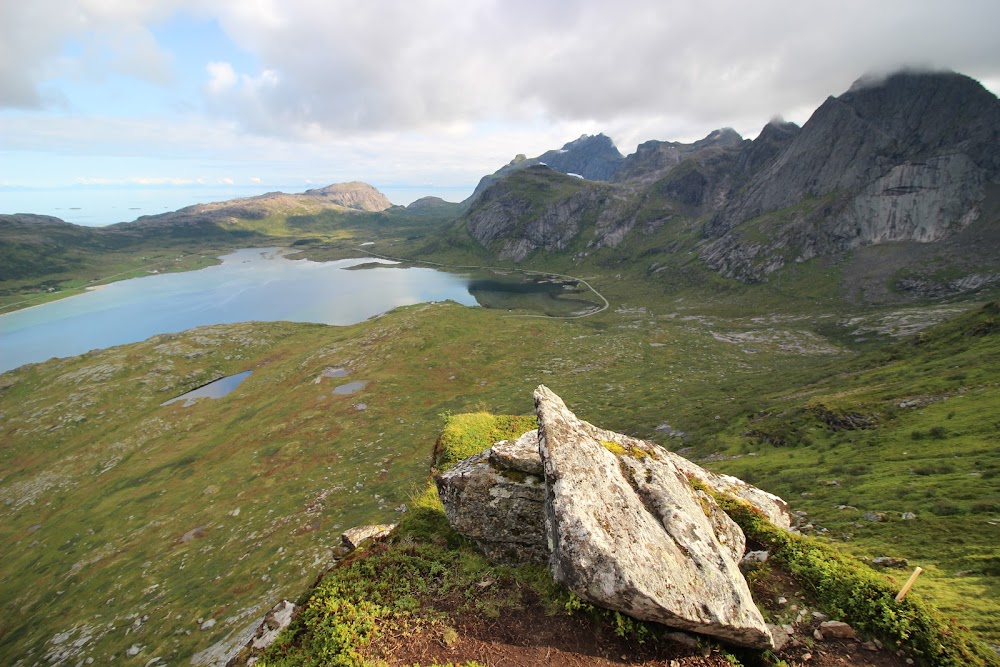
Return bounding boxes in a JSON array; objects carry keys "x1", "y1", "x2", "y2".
[{"x1": 2, "y1": 0, "x2": 999, "y2": 225}]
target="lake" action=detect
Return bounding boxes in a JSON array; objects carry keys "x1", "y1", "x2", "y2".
[
  {"x1": 0, "y1": 248, "x2": 481, "y2": 374},
  {"x1": 0, "y1": 248, "x2": 602, "y2": 374}
]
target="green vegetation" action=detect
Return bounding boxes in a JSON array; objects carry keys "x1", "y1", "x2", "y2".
[
  {"x1": 256, "y1": 404, "x2": 999, "y2": 666},
  {"x1": 434, "y1": 412, "x2": 537, "y2": 472},
  {"x1": 4, "y1": 189, "x2": 1000, "y2": 664},
  {"x1": 700, "y1": 302, "x2": 1000, "y2": 641},
  {"x1": 255, "y1": 484, "x2": 679, "y2": 666},
  {"x1": 0, "y1": 290, "x2": 844, "y2": 664},
  {"x1": 720, "y1": 496, "x2": 1000, "y2": 666}
]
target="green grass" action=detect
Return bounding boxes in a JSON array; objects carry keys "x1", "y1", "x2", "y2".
[
  {"x1": 434, "y1": 413, "x2": 537, "y2": 472},
  {"x1": 700, "y1": 302, "x2": 1000, "y2": 642},
  {"x1": 720, "y1": 496, "x2": 1000, "y2": 666},
  {"x1": 254, "y1": 402, "x2": 999, "y2": 667},
  {"x1": 3, "y1": 225, "x2": 1000, "y2": 664},
  {"x1": 0, "y1": 293, "x2": 843, "y2": 664}
]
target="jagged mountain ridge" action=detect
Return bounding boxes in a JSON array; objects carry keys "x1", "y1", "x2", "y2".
[{"x1": 453, "y1": 70, "x2": 1000, "y2": 296}]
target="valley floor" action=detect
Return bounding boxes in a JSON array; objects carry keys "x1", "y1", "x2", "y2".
[{"x1": 1, "y1": 263, "x2": 998, "y2": 664}]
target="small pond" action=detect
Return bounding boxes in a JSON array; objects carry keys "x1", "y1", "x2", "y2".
[
  {"x1": 332, "y1": 380, "x2": 369, "y2": 395},
  {"x1": 161, "y1": 370, "x2": 253, "y2": 407}
]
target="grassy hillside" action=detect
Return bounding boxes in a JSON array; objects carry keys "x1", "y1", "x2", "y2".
[
  {"x1": 249, "y1": 410, "x2": 998, "y2": 667},
  {"x1": 696, "y1": 302, "x2": 1000, "y2": 642},
  {"x1": 2, "y1": 241, "x2": 999, "y2": 663},
  {"x1": 0, "y1": 288, "x2": 851, "y2": 664}
]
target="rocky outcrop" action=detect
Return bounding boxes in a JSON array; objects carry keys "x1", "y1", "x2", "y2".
[
  {"x1": 222, "y1": 600, "x2": 297, "y2": 667},
  {"x1": 438, "y1": 388, "x2": 790, "y2": 648},
  {"x1": 701, "y1": 71, "x2": 1000, "y2": 281},
  {"x1": 435, "y1": 431, "x2": 548, "y2": 564},
  {"x1": 535, "y1": 386, "x2": 774, "y2": 649},
  {"x1": 340, "y1": 524, "x2": 396, "y2": 551},
  {"x1": 613, "y1": 128, "x2": 745, "y2": 184}
]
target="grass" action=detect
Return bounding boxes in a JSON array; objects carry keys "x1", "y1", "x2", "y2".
[
  {"x1": 433, "y1": 413, "x2": 537, "y2": 472},
  {"x1": 252, "y1": 485, "x2": 563, "y2": 667},
  {"x1": 0, "y1": 293, "x2": 842, "y2": 664},
  {"x1": 699, "y1": 302, "x2": 1000, "y2": 642},
  {"x1": 252, "y1": 402, "x2": 1000, "y2": 667},
  {"x1": 720, "y1": 496, "x2": 1000, "y2": 666},
  {"x1": 3, "y1": 226, "x2": 1000, "y2": 664}
]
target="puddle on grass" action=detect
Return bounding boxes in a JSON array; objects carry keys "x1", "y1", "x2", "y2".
[
  {"x1": 322, "y1": 367, "x2": 350, "y2": 378},
  {"x1": 161, "y1": 370, "x2": 253, "y2": 407},
  {"x1": 332, "y1": 380, "x2": 368, "y2": 395}
]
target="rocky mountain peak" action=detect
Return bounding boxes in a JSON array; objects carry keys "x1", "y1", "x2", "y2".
[
  {"x1": 698, "y1": 69, "x2": 1000, "y2": 282},
  {"x1": 469, "y1": 134, "x2": 625, "y2": 201},
  {"x1": 301, "y1": 181, "x2": 393, "y2": 212}
]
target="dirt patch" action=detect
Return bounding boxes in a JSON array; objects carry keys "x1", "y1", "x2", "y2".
[
  {"x1": 379, "y1": 601, "x2": 734, "y2": 666},
  {"x1": 373, "y1": 575, "x2": 914, "y2": 667}
]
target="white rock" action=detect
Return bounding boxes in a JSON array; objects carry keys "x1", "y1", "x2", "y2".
[{"x1": 535, "y1": 385, "x2": 774, "y2": 649}]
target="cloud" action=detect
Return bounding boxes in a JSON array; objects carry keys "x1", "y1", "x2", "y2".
[
  {"x1": 0, "y1": 0, "x2": 181, "y2": 108},
  {"x1": 3, "y1": 0, "x2": 1000, "y2": 194},
  {"x1": 196, "y1": 0, "x2": 1000, "y2": 145},
  {"x1": 205, "y1": 61, "x2": 237, "y2": 94}
]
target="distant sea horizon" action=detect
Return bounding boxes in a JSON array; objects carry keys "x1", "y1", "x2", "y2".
[{"x1": 0, "y1": 183, "x2": 475, "y2": 227}]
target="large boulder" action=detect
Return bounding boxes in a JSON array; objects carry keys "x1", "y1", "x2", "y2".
[
  {"x1": 435, "y1": 430, "x2": 548, "y2": 564},
  {"x1": 534, "y1": 385, "x2": 774, "y2": 649}
]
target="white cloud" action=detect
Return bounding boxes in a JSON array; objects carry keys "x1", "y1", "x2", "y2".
[
  {"x1": 194, "y1": 0, "x2": 1000, "y2": 145},
  {"x1": 205, "y1": 62, "x2": 237, "y2": 94},
  {"x1": 0, "y1": 0, "x2": 182, "y2": 107},
  {"x1": 3, "y1": 0, "x2": 1000, "y2": 197}
]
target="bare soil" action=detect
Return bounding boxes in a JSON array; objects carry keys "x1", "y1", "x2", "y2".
[{"x1": 374, "y1": 567, "x2": 915, "y2": 667}]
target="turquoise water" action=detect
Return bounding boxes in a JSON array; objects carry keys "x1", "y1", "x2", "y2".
[{"x1": 0, "y1": 248, "x2": 478, "y2": 373}]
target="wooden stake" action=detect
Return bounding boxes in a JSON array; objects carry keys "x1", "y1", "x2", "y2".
[{"x1": 895, "y1": 566, "x2": 923, "y2": 602}]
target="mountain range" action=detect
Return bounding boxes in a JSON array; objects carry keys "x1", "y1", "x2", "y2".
[
  {"x1": 453, "y1": 70, "x2": 1000, "y2": 301},
  {"x1": 4, "y1": 69, "x2": 998, "y2": 305}
]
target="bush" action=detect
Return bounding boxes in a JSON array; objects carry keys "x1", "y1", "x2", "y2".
[{"x1": 931, "y1": 501, "x2": 963, "y2": 516}]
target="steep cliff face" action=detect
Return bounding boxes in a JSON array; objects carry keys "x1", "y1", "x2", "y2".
[
  {"x1": 465, "y1": 167, "x2": 617, "y2": 261},
  {"x1": 702, "y1": 71, "x2": 1000, "y2": 281},
  {"x1": 462, "y1": 129, "x2": 760, "y2": 263}
]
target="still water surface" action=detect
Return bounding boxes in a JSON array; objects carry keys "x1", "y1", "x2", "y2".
[
  {"x1": 161, "y1": 370, "x2": 254, "y2": 407},
  {"x1": 0, "y1": 248, "x2": 479, "y2": 373}
]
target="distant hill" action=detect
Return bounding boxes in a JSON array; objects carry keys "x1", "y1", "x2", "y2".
[{"x1": 113, "y1": 181, "x2": 394, "y2": 235}]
